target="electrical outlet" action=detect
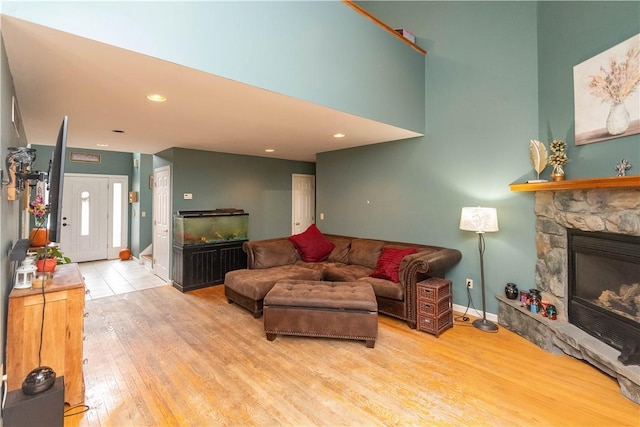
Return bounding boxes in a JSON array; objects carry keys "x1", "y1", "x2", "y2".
[{"x1": 466, "y1": 278, "x2": 473, "y2": 289}]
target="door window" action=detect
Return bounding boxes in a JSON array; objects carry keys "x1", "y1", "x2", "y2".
[
  {"x1": 112, "y1": 182, "x2": 122, "y2": 248},
  {"x1": 81, "y1": 190, "x2": 90, "y2": 236}
]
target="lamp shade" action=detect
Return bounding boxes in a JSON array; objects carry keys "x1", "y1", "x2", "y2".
[{"x1": 459, "y1": 207, "x2": 499, "y2": 233}]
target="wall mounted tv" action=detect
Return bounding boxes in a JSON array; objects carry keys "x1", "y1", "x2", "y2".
[{"x1": 47, "y1": 116, "x2": 68, "y2": 244}]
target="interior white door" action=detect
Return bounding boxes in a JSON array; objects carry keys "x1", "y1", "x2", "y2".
[
  {"x1": 153, "y1": 166, "x2": 171, "y2": 281},
  {"x1": 59, "y1": 175, "x2": 109, "y2": 262},
  {"x1": 292, "y1": 174, "x2": 315, "y2": 234}
]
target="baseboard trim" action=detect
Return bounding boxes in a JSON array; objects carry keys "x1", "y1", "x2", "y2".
[{"x1": 452, "y1": 303, "x2": 498, "y2": 323}]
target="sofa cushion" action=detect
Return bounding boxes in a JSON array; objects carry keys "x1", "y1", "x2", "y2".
[
  {"x1": 349, "y1": 239, "x2": 385, "y2": 269},
  {"x1": 251, "y1": 239, "x2": 298, "y2": 269},
  {"x1": 224, "y1": 265, "x2": 322, "y2": 300},
  {"x1": 289, "y1": 224, "x2": 336, "y2": 262},
  {"x1": 323, "y1": 264, "x2": 373, "y2": 282},
  {"x1": 359, "y1": 277, "x2": 404, "y2": 301},
  {"x1": 371, "y1": 247, "x2": 418, "y2": 282},
  {"x1": 326, "y1": 236, "x2": 351, "y2": 264}
]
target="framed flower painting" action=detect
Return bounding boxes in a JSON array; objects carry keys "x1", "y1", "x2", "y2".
[{"x1": 573, "y1": 33, "x2": 640, "y2": 145}]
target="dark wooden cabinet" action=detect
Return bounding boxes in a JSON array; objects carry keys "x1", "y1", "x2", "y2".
[
  {"x1": 172, "y1": 240, "x2": 247, "y2": 292},
  {"x1": 416, "y1": 277, "x2": 453, "y2": 337}
]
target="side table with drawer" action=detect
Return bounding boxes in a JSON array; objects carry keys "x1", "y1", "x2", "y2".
[{"x1": 416, "y1": 277, "x2": 453, "y2": 337}]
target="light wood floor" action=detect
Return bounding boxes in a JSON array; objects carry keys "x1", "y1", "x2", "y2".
[{"x1": 65, "y1": 285, "x2": 639, "y2": 426}]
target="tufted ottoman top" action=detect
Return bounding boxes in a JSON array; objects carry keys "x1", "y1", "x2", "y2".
[{"x1": 264, "y1": 280, "x2": 378, "y2": 312}]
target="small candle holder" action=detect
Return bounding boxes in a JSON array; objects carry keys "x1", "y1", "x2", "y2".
[
  {"x1": 547, "y1": 304, "x2": 557, "y2": 320},
  {"x1": 519, "y1": 290, "x2": 528, "y2": 307},
  {"x1": 32, "y1": 272, "x2": 54, "y2": 289},
  {"x1": 540, "y1": 300, "x2": 550, "y2": 317}
]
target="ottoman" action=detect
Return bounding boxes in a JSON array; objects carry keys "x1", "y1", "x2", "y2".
[{"x1": 263, "y1": 280, "x2": 378, "y2": 348}]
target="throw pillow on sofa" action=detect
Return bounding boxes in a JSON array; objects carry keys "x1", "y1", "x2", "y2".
[
  {"x1": 289, "y1": 224, "x2": 336, "y2": 262},
  {"x1": 371, "y1": 247, "x2": 418, "y2": 282}
]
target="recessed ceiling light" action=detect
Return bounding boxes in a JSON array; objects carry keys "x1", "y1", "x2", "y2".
[
  {"x1": 146, "y1": 93, "x2": 167, "y2": 102},
  {"x1": 265, "y1": 148, "x2": 275, "y2": 153},
  {"x1": 97, "y1": 143, "x2": 109, "y2": 147},
  {"x1": 333, "y1": 133, "x2": 346, "y2": 138}
]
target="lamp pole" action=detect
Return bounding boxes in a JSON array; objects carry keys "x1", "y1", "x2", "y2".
[{"x1": 473, "y1": 232, "x2": 498, "y2": 332}]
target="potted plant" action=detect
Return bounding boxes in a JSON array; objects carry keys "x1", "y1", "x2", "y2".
[
  {"x1": 28, "y1": 187, "x2": 50, "y2": 247},
  {"x1": 549, "y1": 139, "x2": 568, "y2": 181},
  {"x1": 36, "y1": 245, "x2": 71, "y2": 272}
]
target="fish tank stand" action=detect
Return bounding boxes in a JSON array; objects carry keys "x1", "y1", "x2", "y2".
[{"x1": 172, "y1": 209, "x2": 249, "y2": 292}]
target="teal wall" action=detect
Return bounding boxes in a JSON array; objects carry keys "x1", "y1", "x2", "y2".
[
  {"x1": 130, "y1": 153, "x2": 154, "y2": 256},
  {"x1": 155, "y1": 148, "x2": 315, "y2": 240},
  {"x1": 536, "y1": 1, "x2": 640, "y2": 177},
  {"x1": 2, "y1": 1, "x2": 638, "y2": 320},
  {"x1": 2, "y1": 1, "x2": 425, "y2": 134},
  {"x1": 0, "y1": 30, "x2": 26, "y2": 381},
  {"x1": 321, "y1": 1, "x2": 639, "y2": 315},
  {"x1": 24, "y1": 144, "x2": 315, "y2": 254},
  {"x1": 137, "y1": 154, "x2": 154, "y2": 255},
  {"x1": 31, "y1": 145, "x2": 133, "y2": 177},
  {"x1": 25, "y1": 143, "x2": 312, "y2": 256}
]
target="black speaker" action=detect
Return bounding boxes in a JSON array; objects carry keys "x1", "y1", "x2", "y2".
[{"x1": 3, "y1": 376, "x2": 64, "y2": 427}]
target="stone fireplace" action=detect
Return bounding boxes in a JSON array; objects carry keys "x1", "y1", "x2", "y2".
[
  {"x1": 567, "y1": 229, "x2": 640, "y2": 353},
  {"x1": 498, "y1": 177, "x2": 640, "y2": 404}
]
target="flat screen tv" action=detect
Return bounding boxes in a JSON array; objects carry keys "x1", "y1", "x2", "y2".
[{"x1": 47, "y1": 116, "x2": 68, "y2": 244}]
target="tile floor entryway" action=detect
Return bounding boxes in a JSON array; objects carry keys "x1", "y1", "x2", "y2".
[{"x1": 79, "y1": 259, "x2": 169, "y2": 300}]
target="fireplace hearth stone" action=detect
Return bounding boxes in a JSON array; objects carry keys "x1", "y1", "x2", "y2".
[
  {"x1": 508, "y1": 186, "x2": 640, "y2": 403},
  {"x1": 498, "y1": 294, "x2": 640, "y2": 404}
]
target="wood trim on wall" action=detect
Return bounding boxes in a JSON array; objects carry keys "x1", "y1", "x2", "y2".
[
  {"x1": 510, "y1": 175, "x2": 640, "y2": 192},
  {"x1": 342, "y1": 0, "x2": 427, "y2": 55}
]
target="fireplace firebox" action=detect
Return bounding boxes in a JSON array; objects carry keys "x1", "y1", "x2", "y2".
[{"x1": 568, "y1": 229, "x2": 640, "y2": 357}]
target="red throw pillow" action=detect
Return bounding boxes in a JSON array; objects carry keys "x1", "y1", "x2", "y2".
[
  {"x1": 371, "y1": 247, "x2": 418, "y2": 282},
  {"x1": 288, "y1": 224, "x2": 336, "y2": 262}
]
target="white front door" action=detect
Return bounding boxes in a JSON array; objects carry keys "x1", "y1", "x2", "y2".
[
  {"x1": 60, "y1": 174, "x2": 128, "y2": 263},
  {"x1": 292, "y1": 174, "x2": 315, "y2": 234},
  {"x1": 153, "y1": 166, "x2": 171, "y2": 281}
]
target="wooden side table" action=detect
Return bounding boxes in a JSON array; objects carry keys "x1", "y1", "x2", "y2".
[
  {"x1": 416, "y1": 277, "x2": 453, "y2": 337},
  {"x1": 6, "y1": 263, "x2": 86, "y2": 406}
]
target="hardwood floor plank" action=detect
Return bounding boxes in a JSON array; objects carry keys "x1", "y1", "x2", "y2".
[{"x1": 64, "y1": 285, "x2": 639, "y2": 426}]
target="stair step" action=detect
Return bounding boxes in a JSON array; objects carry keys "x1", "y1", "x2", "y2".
[{"x1": 141, "y1": 254, "x2": 153, "y2": 269}]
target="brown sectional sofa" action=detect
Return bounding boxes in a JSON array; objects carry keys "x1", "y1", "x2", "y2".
[{"x1": 224, "y1": 234, "x2": 462, "y2": 328}]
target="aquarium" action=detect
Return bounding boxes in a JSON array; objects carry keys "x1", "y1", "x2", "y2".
[{"x1": 173, "y1": 209, "x2": 249, "y2": 245}]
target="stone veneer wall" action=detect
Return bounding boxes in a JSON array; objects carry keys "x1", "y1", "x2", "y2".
[
  {"x1": 534, "y1": 188, "x2": 640, "y2": 316},
  {"x1": 498, "y1": 187, "x2": 640, "y2": 404}
]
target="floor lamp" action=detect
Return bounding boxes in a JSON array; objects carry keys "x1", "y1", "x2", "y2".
[{"x1": 460, "y1": 207, "x2": 499, "y2": 332}]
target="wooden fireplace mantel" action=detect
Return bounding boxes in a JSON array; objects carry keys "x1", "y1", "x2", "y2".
[{"x1": 509, "y1": 175, "x2": 640, "y2": 192}]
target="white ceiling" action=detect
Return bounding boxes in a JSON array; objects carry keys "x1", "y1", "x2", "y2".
[{"x1": 2, "y1": 16, "x2": 421, "y2": 162}]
